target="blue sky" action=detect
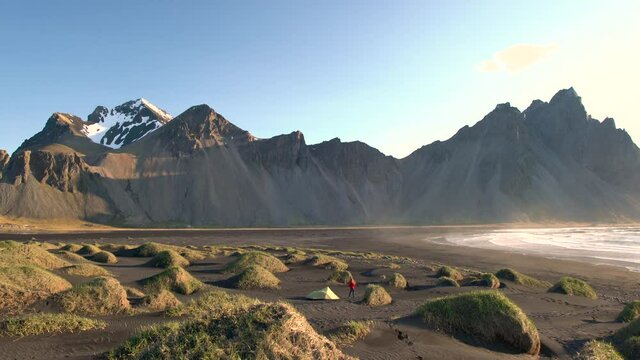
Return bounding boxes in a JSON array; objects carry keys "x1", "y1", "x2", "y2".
[{"x1": 1, "y1": 1, "x2": 638, "y2": 157}]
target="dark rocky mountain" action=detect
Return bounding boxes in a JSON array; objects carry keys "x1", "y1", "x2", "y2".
[{"x1": 1, "y1": 88, "x2": 639, "y2": 226}]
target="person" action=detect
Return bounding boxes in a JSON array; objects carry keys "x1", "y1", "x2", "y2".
[{"x1": 348, "y1": 277, "x2": 357, "y2": 299}]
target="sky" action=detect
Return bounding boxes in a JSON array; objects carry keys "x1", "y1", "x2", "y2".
[{"x1": 0, "y1": 1, "x2": 638, "y2": 158}]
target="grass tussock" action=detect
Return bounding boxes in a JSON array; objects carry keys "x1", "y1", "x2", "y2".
[
  {"x1": 0, "y1": 313, "x2": 106, "y2": 337},
  {"x1": 89, "y1": 251, "x2": 118, "y2": 264},
  {"x1": 228, "y1": 265, "x2": 280, "y2": 290},
  {"x1": 145, "y1": 250, "x2": 189, "y2": 268},
  {"x1": 0, "y1": 243, "x2": 70, "y2": 269},
  {"x1": 576, "y1": 340, "x2": 624, "y2": 360},
  {"x1": 307, "y1": 254, "x2": 349, "y2": 271},
  {"x1": 60, "y1": 264, "x2": 111, "y2": 278},
  {"x1": 495, "y1": 268, "x2": 551, "y2": 288},
  {"x1": 125, "y1": 287, "x2": 145, "y2": 298},
  {"x1": 125, "y1": 242, "x2": 205, "y2": 262},
  {"x1": 56, "y1": 276, "x2": 130, "y2": 315},
  {"x1": 107, "y1": 302, "x2": 353, "y2": 360},
  {"x1": 363, "y1": 284, "x2": 392, "y2": 307},
  {"x1": 327, "y1": 270, "x2": 353, "y2": 284},
  {"x1": 435, "y1": 266, "x2": 463, "y2": 281},
  {"x1": 615, "y1": 319, "x2": 640, "y2": 358},
  {"x1": 224, "y1": 251, "x2": 289, "y2": 274},
  {"x1": 436, "y1": 276, "x2": 460, "y2": 287},
  {"x1": 330, "y1": 320, "x2": 374, "y2": 347},
  {"x1": 77, "y1": 244, "x2": 102, "y2": 256},
  {"x1": 140, "y1": 266, "x2": 203, "y2": 295},
  {"x1": 166, "y1": 289, "x2": 259, "y2": 319},
  {"x1": 55, "y1": 251, "x2": 89, "y2": 264},
  {"x1": 140, "y1": 289, "x2": 182, "y2": 312},
  {"x1": 549, "y1": 277, "x2": 597, "y2": 299},
  {"x1": 620, "y1": 336, "x2": 640, "y2": 360},
  {"x1": 60, "y1": 244, "x2": 83, "y2": 253},
  {"x1": 387, "y1": 272, "x2": 408, "y2": 289},
  {"x1": 617, "y1": 300, "x2": 640, "y2": 323},
  {"x1": 415, "y1": 290, "x2": 540, "y2": 355},
  {"x1": 283, "y1": 252, "x2": 307, "y2": 264},
  {"x1": 468, "y1": 273, "x2": 501, "y2": 288},
  {"x1": 0, "y1": 265, "x2": 72, "y2": 314}
]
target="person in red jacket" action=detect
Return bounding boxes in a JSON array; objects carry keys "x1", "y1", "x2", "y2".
[{"x1": 348, "y1": 277, "x2": 357, "y2": 299}]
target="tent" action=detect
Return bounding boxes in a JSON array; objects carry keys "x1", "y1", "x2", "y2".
[{"x1": 306, "y1": 286, "x2": 340, "y2": 300}]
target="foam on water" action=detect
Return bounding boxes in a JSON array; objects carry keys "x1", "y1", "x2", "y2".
[{"x1": 440, "y1": 227, "x2": 640, "y2": 271}]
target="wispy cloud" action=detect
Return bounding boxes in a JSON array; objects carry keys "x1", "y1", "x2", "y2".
[{"x1": 477, "y1": 43, "x2": 558, "y2": 73}]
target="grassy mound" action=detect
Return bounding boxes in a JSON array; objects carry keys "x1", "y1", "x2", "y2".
[
  {"x1": 415, "y1": 290, "x2": 540, "y2": 355},
  {"x1": 387, "y1": 272, "x2": 407, "y2": 289},
  {"x1": 107, "y1": 302, "x2": 353, "y2": 360},
  {"x1": 145, "y1": 250, "x2": 189, "y2": 268},
  {"x1": 435, "y1": 266, "x2": 463, "y2": 281},
  {"x1": 495, "y1": 268, "x2": 551, "y2": 288},
  {"x1": 363, "y1": 284, "x2": 392, "y2": 307},
  {"x1": 0, "y1": 243, "x2": 70, "y2": 269},
  {"x1": 615, "y1": 319, "x2": 640, "y2": 359},
  {"x1": 549, "y1": 277, "x2": 597, "y2": 299},
  {"x1": 60, "y1": 244, "x2": 83, "y2": 253},
  {"x1": 329, "y1": 320, "x2": 374, "y2": 347},
  {"x1": 0, "y1": 313, "x2": 106, "y2": 337},
  {"x1": 140, "y1": 266, "x2": 203, "y2": 295},
  {"x1": 141, "y1": 289, "x2": 182, "y2": 312},
  {"x1": 621, "y1": 336, "x2": 640, "y2": 360},
  {"x1": 327, "y1": 270, "x2": 353, "y2": 284},
  {"x1": 283, "y1": 252, "x2": 307, "y2": 264},
  {"x1": 60, "y1": 264, "x2": 111, "y2": 278},
  {"x1": 89, "y1": 251, "x2": 118, "y2": 264},
  {"x1": 224, "y1": 251, "x2": 289, "y2": 274},
  {"x1": 0, "y1": 240, "x2": 21, "y2": 249},
  {"x1": 0, "y1": 265, "x2": 72, "y2": 314},
  {"x1": 166, "y1": 289, "x2": 259, "y2": 319},
  {"x1": 307, "y1": 254, "x2": 348, "y2": 271},
  {"x1": 229, "y1": 265, "x2": 280, "y2": 290},
  {"x1": 56, "y1": 276, "x2": 130, "y2": 315},
  {"x1": 436, "y1": 276, "x2": 460, "y2": 287},
  {"x1": 55, "y1": 251, "x2": 89, "y2": 264},
  {"x1": 468, "y1": 273, "x2": 501, "y2": 288},
  {"x1": 618, "y1": 300, "x2": 640, "y2": 323},
  {"x1": 125, "y1": 242, "x2": 205, "y2": 262},
  {"x1": 125, "y1": 287, "x2": 145, "y2": 298},
  {"x1": 77, "y1": 244, "x2": 102, "y2": 256},
  {"x1": 576, "y1": 340, "x2": 624, "y2": 360}
]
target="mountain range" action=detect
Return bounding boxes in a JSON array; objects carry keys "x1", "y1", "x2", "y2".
[{"x1": 1, "y1": 88, "x2": 639, "y2": 227}]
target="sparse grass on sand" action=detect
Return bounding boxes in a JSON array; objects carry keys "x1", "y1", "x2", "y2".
[
  {"x1": 60, "y1": 264, "x2": 111, "y2": 278},
  {"x1": 549, "y1": 277, "x2": 597, "y2": 299},
  {"x1": 145, "y1": 250, "x2": 190, "y2": 268},
  {"x1": 435, "y1": 265, "x2": 463, "y2": 281},
  {"x1": 617, "y1": 300, "x2": 640, "y2": 323},
  {"x1": 77, "y1": 244, "x2": 102, "y2": 256},
  {"x1": 436, "y1": 276, "x2": 460, "y2": 287},
  {"x1": 576, "y1": 340, "x2": 624, "y2": 360},
  {"x1": 123, "y1": 242, "x2": 205, "y2": 262},
  {"x1": 55, "y1": 276, "x2": 130, "y2": 315},
  {"x1": 415, "y1": 290, "x2": 540, "y2": 355},
  {"x1": 329, "y1": 320, "x2": 374, "y2": 347},
  {"x1": 89, "y1": 251, "x2": 118, "y2": 264},
  {"x1": 495, "y1": 268, "x2": 551, "y2": 288},
  {"x1": 307, "y1": 254, "x2": 349, "y2": 271},
  {"x1": 0, "y1": 313, "x2": 106, "y2": 337},
  {"x1": 363, "y1": 284, "x2": 392, "y2": 307},
  {"x1": 0, "y1": 265, "x2": 72, "y2": 314},
  {"x1": 387, "y1": 272, "x2": 407, "y2": 289},
  {"x1": 140, "y1": 289, "x2": 182, "y2": 312},
  {"x1": 0, "y1": 243, "x2": 70, "y2": 269},
  {"x1": 223, "y1": 251, "x2": 289, "y2": 274},
  {"x1": 139, "y1": 266, "x2": 203, "y2": 295},
  {"x1": 107, "y1": 302, "x2": 353, "y2": 360},
  {"x1": 327, "y1": 270, "x2": 353, "y2": 284},
  {"x1": 228, "y1": 265, "x2": 280, "y2": 290},
  {"x1": 615, "y1": 319, "x2": 640, "y2": 359},
  {"x1": 166, "y1": 289, "x2": 259, "y2": 319},
  {"x1": 468, "y1": 273, "x2": 501, "y2": 288},
  {"x1": 55, "y1": 251, "x2": 89, "y2": 264}
]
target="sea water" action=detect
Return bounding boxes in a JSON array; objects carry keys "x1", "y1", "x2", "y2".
[{"x1": 442, "y1": 227, "x2": 640, "y2": 272}]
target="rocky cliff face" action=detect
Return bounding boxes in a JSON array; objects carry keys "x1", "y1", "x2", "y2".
[{"x1": 1, "y1": 88, "x2": 639, "y2": 226}]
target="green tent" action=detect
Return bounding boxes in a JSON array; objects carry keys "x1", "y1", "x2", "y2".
[{"x1": 306, "y1": 286, "x2": 340, "y2": 300}]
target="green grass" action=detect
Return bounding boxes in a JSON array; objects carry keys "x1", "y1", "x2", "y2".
[
  {"x1": 0, "y1": 313, "x2": 106, "y2": 337},
  {"x1": 620, "y1": 336, "x2": 640, "y2": 360},
  {"x1": 0, "y1": 243, "x2": 70, "y2": 269},
  {"x1": 89, "y1": 251, "x2": 118, "y2": 264},
  {"x1": 77, "y1": 244, "x2": 102, "y2": 256},
  {"x1": 145, "y1": 250, "x2": 190, "y2": 268},
  {"x1": 327, "y1": 270, "x2": 353, "y2": 284},
  {"x1": 576, "y1": 340, "x2": 624, "y2": 360},
  {"x1": 435, "y1": 266, "x2": 463, "y2": 281},
  {"x1": 363, "y1": 284, "x2": 392, "y2": 307},
  {"x1": 617, "y1": 300, "x2": 640, "y2": 323},
  {"x1": 56, "y1": 276, "x2": 131, "y2": 315},
  {"x1": 436, "y1": 276, "x2": 460, "y2": 287},
  {"x1": 124, "y1": 242, "x2": 205, "y2": 262},
  {"x1": 223, "y1": 251, "x2": 289, "y2": 274},
  {"x1": 166, "y1": 289, "x2": 259, "y2": 319},
  {"x1": 283, "y1": 252, "x2": 307, "y2": 264},
  {"x1": 55, "y1": 250, "x2": 89, "y2": 264},
  {"x1": 60, "y1": 244, "x2": 83, "y2": 253},
  {"x1": 307, "y1": 254, "x2": 349, "y2": 271},
  {"x1": 0, "y1": 265, "x2": 72, "y2": 313},
  {"x1": 228, "y1": 265, "x2": 280, "y2": 290},
  {"x1": 329, "y1": 320, "x2": 375, "y2": 347},
  {"x1": 139, "y1": 266, "x2": 204, "y2": 295},
  {"x1": 468, "y1": 273, "x2": 501, "y2": 288},
  {"x1": 140, "y1": 289, "x2": 182, "y2": 312},
  {"x1": 548, "y1": 277, "x2": 597, "y2": 299},
  {"x1": 60, "y1": 264, "x2": 111, "y2": 277},
  {"x1": 387, "y1": 273, "x2": 407, "y2": 289},
  {"x1": 415, "y1": 290, "x2": 540, "y2": 355},
  {"x1": 495, "y1": 268, "x2": 551, "y2": 288},
  {"x1": 615, "y1": 319, "x2": 640, "y2": 343},
  {"x1": 106, "y1": 302, "x2": 350, "y2": 360}
]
